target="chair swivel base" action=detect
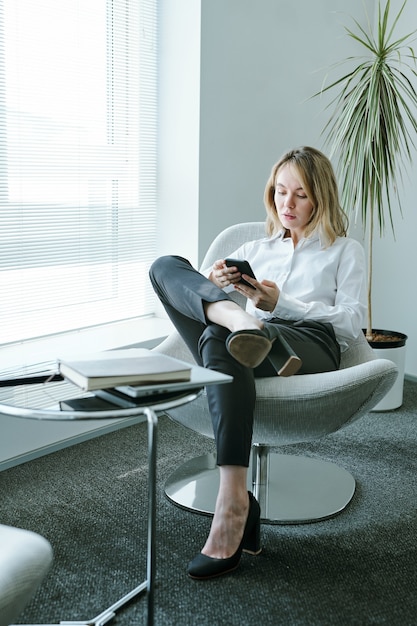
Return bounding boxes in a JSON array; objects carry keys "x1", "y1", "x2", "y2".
[{"x1": 165, "y1": 452, "x2": 356, "y2": 524}]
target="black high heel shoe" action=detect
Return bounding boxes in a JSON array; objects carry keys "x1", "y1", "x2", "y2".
[
  {"x1": 226, "y1": 326, "x2": 302, "y2": 376},
  {"x1": 187, "y1": 492, "x2": 262, "y2": 580},
  {"x1": 226, "y1": 328, "x2": 274, "y2": 368},
  {"x1": 261, "y1": 322, "x2": 302, "y2": 376}
]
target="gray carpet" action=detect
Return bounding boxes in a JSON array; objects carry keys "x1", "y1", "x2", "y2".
[{"x1": 1, "y1": 380, "x2": 417, "y2": 625}]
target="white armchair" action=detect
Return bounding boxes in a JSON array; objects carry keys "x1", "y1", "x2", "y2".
[
  {"x1": 0, "y1": 524, "x2": 53, "y2": 626},
  {"x1": 155, "y1": 222, "x2": 398, "y2": 523}
]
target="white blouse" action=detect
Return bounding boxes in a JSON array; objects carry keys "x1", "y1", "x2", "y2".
[{"x1": 203, "y1": 230, "x2": 367, "y2": 351}]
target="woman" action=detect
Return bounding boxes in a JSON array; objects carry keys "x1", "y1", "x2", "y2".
[{"x1": 149, "y1": 146, "x2": 366, "y2": 580}]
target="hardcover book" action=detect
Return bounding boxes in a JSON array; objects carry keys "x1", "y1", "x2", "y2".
[{"x1": 58, "y1": 348, "x2": 191, "y2": 392}]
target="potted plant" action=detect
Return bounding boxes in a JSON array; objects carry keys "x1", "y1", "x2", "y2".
[{"x1": 314, "y1": 0, "x2": 417, "y2": 409}]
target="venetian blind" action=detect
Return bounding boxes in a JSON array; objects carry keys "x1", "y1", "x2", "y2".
[{"x1": 0, "y1": 0, "x2": 158, "y2": 345}]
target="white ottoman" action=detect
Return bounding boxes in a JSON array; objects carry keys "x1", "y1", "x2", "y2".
[{"x1": 0, "y1": 524, "x2": 53, "y2": 626}]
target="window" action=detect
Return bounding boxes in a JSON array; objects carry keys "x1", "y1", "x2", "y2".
[{"x1": 0, "y1": 0, "x2": 158, "y2": 345}]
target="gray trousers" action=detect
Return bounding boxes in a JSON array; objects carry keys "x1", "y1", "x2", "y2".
[{"x1": 149, "y1": 255, "x2": 340, "y2": 467}]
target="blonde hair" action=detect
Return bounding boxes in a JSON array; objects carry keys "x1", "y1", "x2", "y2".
[{"x1": 263, "y1": 146, "x2": 348, "y2": 245}]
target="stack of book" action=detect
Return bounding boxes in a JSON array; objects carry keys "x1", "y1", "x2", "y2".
[
  {"x1": 58, "y1": 348, "x2": 193, "y2": 410},
  {"x1": 58, "y1": 348, "x2": 192, "y2": 392}
]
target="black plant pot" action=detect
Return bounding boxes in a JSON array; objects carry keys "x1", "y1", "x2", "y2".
[{"x1": 365, "y1": 329, "x2": 408, "y2": 349}]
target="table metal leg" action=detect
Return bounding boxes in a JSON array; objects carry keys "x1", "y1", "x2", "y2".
[
  {"x1": 144, "y1": 407, "x2": 157, "y2": 626},
  {"x1": 12, "y1": 407, "x2": 158, "y2": 626}
]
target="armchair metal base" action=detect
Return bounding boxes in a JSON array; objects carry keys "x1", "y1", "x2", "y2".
[{"x1": 165, "y1": 447, "x2": 356, "y2": 524}]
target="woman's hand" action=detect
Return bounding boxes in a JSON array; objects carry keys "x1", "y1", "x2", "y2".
[
  {"x1": 210, "y1": 259, "x2": 280, "y2": 312},
  {"x1": 209, "y1": 259, "x2": 243, "y2": 289},
  {"x1": 234, "y1": 277, "x2": 280, "y2": 312}
]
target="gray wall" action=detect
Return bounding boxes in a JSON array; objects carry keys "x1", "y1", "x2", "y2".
[
  {"x1": 198, "y1": 0, "x2": 366, "y2": 248},
  {"x1": 159, "y1": 0, "x2": 416, "y2": 377}
]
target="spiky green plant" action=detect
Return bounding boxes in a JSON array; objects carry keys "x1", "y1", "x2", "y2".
[{"x1": 314, "y1": 0, "x2": 417, "y2": 340}]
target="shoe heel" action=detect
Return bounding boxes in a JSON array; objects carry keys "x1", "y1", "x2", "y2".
[
  {"x1": 267, "y1": 332, "x2": 302, "y2": 377},
  {"x1": 242, "y1": 493, "x2": 262, "y2": 555},
  {"x1": 277, "y1": 354, "x2": 302, "y2": 377},
  {"x1": 242, "y1": 516, "x2": 262, "y2": 555}
]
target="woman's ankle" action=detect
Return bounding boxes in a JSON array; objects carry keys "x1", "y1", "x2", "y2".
[
  {"x1": 204, "y1": 301, "x2": 261, "y2": 333},
  {"x1": 201, "y1": 492, "x2": 250, "y2": 558}
]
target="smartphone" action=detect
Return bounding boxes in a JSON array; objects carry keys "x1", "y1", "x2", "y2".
[{"x1": 225, "y1": 258, "x2": 257, "y2": 289}]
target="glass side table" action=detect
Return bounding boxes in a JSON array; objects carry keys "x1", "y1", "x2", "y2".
[{"x1": 0, "y1": 368, "x2": 231, "y2": 626}]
